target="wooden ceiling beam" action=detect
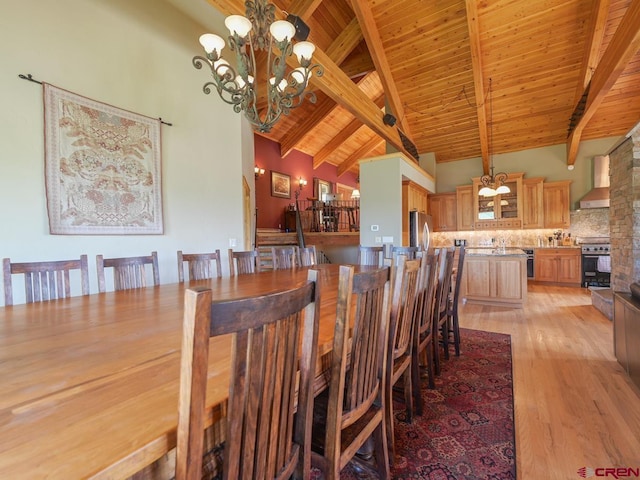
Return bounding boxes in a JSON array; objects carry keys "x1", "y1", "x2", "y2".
[
  {"x1": 576, "y1": 0, "x2": 610, "y2": 95},
  {"x1": 206, "y1": 0, "x2": 413, "y2": 158},
  {"x1": 464, "y1": 0, "x2": 489, "y2": 175},
  {"x1": 325, "y1": 17, "x2": 364, "y2": 65},
  {"x1": 284, "y1": 0, "x2": 323, "y2": 18},
  {"x1": 339, "y1": 51, "x2": 375, "y2": 79},
  {"x1": 279, "y1": 96, "x2": 336, "y2": 157},
  {"x1": 313, "y1": 93, "x2": 385, "y2": 168},
  {"x1": 349, "y1": 0, "x2": 411, "y2": 137},
  {"x1": 293, "y1": 48, "x2": 411, "y2": 157},
  {"x1": 337, "y1": 136, "x2": 385, "y2": 176},
  {"x1": 567, "y1": 0, "x2": 640, "y2": 165},
  {"x1": 279, "y1": 19, "x2": 366, "y2": 157}
]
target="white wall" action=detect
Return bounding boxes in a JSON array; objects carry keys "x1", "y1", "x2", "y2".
[
  {"x1": 0, "y1": 0, "x2": 253, "y2": 305},
  {"x1": 434, "y1": 137, "x2": 621, "y2": 209},
  {"x1": 359, "y1": 154, "x2": 435, "y2": 246}
]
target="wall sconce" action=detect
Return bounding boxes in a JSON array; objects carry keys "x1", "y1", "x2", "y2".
[
  {"x1": 295, "y1": 177, "x2": 307, "y2": 199},
  {"x1": 254, "y1": 166, "x2": 265, "y2": 178}
]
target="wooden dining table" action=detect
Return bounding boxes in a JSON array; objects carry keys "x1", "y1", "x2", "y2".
[{"x1": 0, "y1": 263, "x2": 364, "y2": 479}]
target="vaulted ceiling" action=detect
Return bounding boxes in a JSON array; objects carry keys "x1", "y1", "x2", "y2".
[{"x1": 180, "y1": 0, "x2": 640, "y2": 176}]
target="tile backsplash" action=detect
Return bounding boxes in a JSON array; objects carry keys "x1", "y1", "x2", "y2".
[{"x1": 431, "y1": 207, "x2": 609, "y2": 247}]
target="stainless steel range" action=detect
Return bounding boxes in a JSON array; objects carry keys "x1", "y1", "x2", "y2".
[{"x1": 578, "y1": 237, "x2": 611, "y2": 288}]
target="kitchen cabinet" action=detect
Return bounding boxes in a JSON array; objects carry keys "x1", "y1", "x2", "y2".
[
  {"x1": 522, "y1": 177, "x2": 544, "y2": 229},
  {"x1": 429, "y1": 192, "x2": 457, "y2": 232},
  {"x1": 402, "y1": 180, "x2": 429, "y2": 244},
  {"x1": 403, "y1": 180, "x2": 428, "y2": 213},
  {"x1": 462, "y1": 249, "x2": 527, "y2": 307},
  {"x1": 543, "y1": 180, "x2": 571, "y2": 228},
  {"x1": 472, "y1": 173, "x2": 523, "y2": 230},
  {"x1": 534, "y1": 247, "x2": 581, "y2": 286},
  {"x1": 456, "y1": 185, "x2": 474, "y2": 231},
  {"x1": 614, "y1": 292, "x2": 640, "y2": 390}
]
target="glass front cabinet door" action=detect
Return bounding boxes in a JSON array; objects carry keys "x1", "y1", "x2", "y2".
[{"x1": 473, "y1": 173, "x2": 523, "y2": 230}]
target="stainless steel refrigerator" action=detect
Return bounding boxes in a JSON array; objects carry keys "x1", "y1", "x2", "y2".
[{"x1": 409, "y1": 210, "x2": 433, "y2": 250}]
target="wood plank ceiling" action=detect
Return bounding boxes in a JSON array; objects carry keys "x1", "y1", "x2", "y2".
[{"x1": 190, "y1": 0, "x2": 640, "y2": 176}]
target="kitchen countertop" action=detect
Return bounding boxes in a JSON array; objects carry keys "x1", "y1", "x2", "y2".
[
  {"x1": 466, "y1": 248, "x2": 527, "y2": 257},
  {"x1": 537, "y1": 247, "x2": 580, "y2": 249}
]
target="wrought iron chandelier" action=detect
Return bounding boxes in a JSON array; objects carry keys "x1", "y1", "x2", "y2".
[
  {"x1": 478, "y1": 79, "x2": 510, "y2": 197},
  {"x1": 192, "y1": 0, "x2": 323, "y2": 133}
]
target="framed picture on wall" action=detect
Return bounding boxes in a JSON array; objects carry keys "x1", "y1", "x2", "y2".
[
  {"x1": 314, "y1": 178, "x2": 332, "y2": 202},
  {"x1": 271, "y1": 171, "x2": 291, "y2": 198}
]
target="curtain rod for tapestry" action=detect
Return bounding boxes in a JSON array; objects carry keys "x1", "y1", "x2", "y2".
[{"x1": 17, "y1": 73, "x2": 173, "y2": 126}]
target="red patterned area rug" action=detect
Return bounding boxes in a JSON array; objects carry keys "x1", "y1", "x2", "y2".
[{"x1": 333, "y1": 328, "x2": 516, "y2": 479}]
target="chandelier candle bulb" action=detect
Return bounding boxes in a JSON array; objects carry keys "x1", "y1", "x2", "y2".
[
  {"x1": 293, "y1": 41, "x2": 315, "y2": 65},
  {"x1": 199, "y1": 34, "x2": 225, "y2": 56},
  {"x1": 224, "y1": 15, "x2": 252, "y2": 37},
  {"x1": 269, "y1": 20, "x2": 296, "y2": 42},
  {"x1": 292, "y1": 67, "x2": 310, "y2": 86}
]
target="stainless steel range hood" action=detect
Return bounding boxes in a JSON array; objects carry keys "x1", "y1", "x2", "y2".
[{"x1": 579, "y1": 155, "x2": 610, "y2": 209}]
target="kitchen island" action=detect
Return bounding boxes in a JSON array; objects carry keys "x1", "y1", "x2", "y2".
[{"x1": 461, "y1": 248, "x2": 528, "y2": 308}]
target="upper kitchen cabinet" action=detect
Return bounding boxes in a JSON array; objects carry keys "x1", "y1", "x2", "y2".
[
  {"x1": 429, "y1": 192, "x2": 457, "y2": 232},
  {"x1": 402, "y1": 180, "x2": 428, "y2": 214},
  {"x1": 472, "y1": 173, "x2": 523, "y2": 230},
  {"x1": 543, "y1": 180, "x2": 571, "y2": 229},
  {"x1": 522, "y1": 177, "x2": 544, "y2": 229},
  {"x1": 402, "y1": 180, "x2": 429, "y2": 244},
  {"x1": 456, "y1": 185, "x2": 474, "y2": 231}
]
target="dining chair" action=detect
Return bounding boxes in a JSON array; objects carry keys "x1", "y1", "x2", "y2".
[
  {"x1": 382, "y1": 243, "x2": 394, "y2": 261},
  {"x1": 433, "y1": 247, "x2": 455, "y2": 375},
  {"x1": 298, "y1": 245, "x2": 318, "y2": 267},
  {"x1": 446, "y1": 245, "x2": 466, "y2": 356},
  {"x1": 177, "y1": 250, "x2": 222, "y2": 282},
  {"x1": 385, "y1": 254, "x2": 421, "y2": 463},
  {"x1": 228, "y1": 248, "x2": 261, "y2": 276},
  {"x1": 271, "y1": 246, "x2": 298, "y2": 270},
  {"x1": 176, "y1": 269, "x2": 321, "y2": 480},
  {"x1": 2, "y1": 255, "x2": 90, "y2": 306},
  {"x1": 411, "y1": 249, "x2": 439, "y2": 415},
  {"x1": 391, "y1": 245, "x2": 419, "y2": 260},
  {"x1": 322, "y1": 203, "x2": 340, "y2": 232},
  {"x1": 310, "y1": 265, "x2": 391, "y2": 480},
  {"x1": 357, "y1": 245, "x2": 384, "y2": 267},
  {"x1": 96, "y1": 251, "x2": 160, "y2": 293}
]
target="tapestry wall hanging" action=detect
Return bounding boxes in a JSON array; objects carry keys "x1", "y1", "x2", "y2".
[{"x1": 44, "y1": 84, "x2": 163, "y2": 235}]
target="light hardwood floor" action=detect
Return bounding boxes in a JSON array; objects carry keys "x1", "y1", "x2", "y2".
[{"x1": 459, "y1": 283, "x2": 640, "y2": 479}]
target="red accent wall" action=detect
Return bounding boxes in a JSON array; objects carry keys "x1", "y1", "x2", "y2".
[{"x1": 254, "y1": 135, "x2": 358, "y2": 229}]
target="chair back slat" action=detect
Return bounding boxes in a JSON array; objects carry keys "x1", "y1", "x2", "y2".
[
  {"x1": 177, "y1": 250, "x2": 222, "y2": 282},
  {"x1": 3, "y1": 256, "x2": 90, "y2": 305},
  {"x1": 176, "y1": 270, "x2": 321, "y2": 480}
]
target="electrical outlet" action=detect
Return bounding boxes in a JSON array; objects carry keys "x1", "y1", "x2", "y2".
[
  {"x1": 375, "y1": 236, "x2": 382, "y2": 243},
  {"x1": 229, "y1": 238, "x2": 237, "y2": 247},
  {"x1": 371, "y1": 224, "x2": 379, "y2": 231}
]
